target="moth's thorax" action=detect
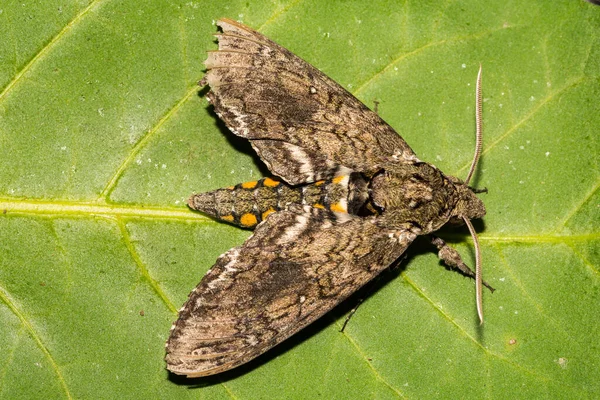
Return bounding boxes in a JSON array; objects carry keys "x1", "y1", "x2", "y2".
[{"x1": 371, "y1": 163, "x2": 459, "y2": 233}]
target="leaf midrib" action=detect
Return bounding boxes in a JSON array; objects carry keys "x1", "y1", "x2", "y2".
[{"x1": 1, "y1": 199, "x2": 597, "y2": 243}]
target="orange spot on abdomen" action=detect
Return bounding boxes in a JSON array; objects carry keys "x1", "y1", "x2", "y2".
[{"x1": 240, "y1": 213, "x2": 258, "y2": 227}]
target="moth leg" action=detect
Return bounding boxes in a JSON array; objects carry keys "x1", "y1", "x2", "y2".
[
  {"x1": 339, "y1": 254, "x2": 407, "y2": 332},
  {"x1": 469, "y1": 186, "x2": 488, "y2": 194},
  {"x1": 430, "y1": 236, "x2": 495, "y2": 292},
  {"x1": 339, "y1": 274, "x2": 383, "y2": 333},
  {"x1": 340, "y1": 299, "x2": 364, "y2": 332}
]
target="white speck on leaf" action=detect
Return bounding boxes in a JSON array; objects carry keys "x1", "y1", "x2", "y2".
[
  {"x1": 530, "y1": 96, "x2": 535, "y2": 101},
  {"x1": 545, "y1": 152, "x2": 550, "y2": 157},
  {"x1": 161, "y1": 164, "x2": 167, "y2": 169},
  {"x1": 461, "y1": 63, "x2": 466, "y2": 68}
]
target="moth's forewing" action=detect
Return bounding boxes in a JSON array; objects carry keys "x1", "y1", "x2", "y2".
[
  {"x1": 202, "y1": 18, "x2": 418, "y2": 185},
  {"x1": 165, "y1": 206, "x2": 414, "y2": 377}
]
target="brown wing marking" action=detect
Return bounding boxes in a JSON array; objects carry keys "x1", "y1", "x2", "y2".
[
  {"x1": 201, "y1": 18, "x2": 418, "y2": 185},
  {"x1": 165, "y1": 205, "x2": 416, "y2": 377}
]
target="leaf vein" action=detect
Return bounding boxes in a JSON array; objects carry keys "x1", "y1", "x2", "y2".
[
  {"x1": 455, "y1": 76, "x2": 587, "y2": 176},
  {"x1": 401, "y1": 272, "x2": 566, "y2": 386},
  {"x1": 567, "y1": 243, "x2": 600, "y2": 277},
  {"x1": 256, "y1": 0, "x2": 305, "y2": 32},
  {"x1": 555, "y1": 178, "x2": 600, "y2": 232},
  {"x1": 353, "y1": 24, "x2": 514, "y2": 97},
  {"x1": 116, "y1": 218, "x2": 177, "y2": 313},
  {"x1": 0, "y1": 283, "x2": 72, "y2": 399},
  {"x1": 0, "y1": 0, "x2": 101, "y2": 103},
  {"x1": 98, "y1": 84, "x2": 199, "y2": 200},
  {"x1": 494, "y1": 243, "x2": 580, "y2": 343},
  {"x1": 338, "y1": 324, "x2": 407, "y2": 399}
]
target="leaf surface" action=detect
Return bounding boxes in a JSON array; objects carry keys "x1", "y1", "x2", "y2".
[{"x1": 1, "y1": 1, "x2": 599, "y2": 398}]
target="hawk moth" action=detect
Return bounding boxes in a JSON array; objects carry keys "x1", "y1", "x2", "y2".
[{"x1": 165, "y1": 18, "x2": 490, "y2": 378}]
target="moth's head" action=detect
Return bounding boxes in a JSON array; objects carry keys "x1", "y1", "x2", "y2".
[{"x1": 448, "y1": 180, "x2": 486, "y2": 224}]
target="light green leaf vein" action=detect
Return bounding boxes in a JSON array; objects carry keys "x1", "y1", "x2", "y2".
[
  {"x1": 0, "y1": 0, "x2": 101, "y2": 103},
  {"x1": 0, "y1": 283, "x2": 72, "y2": 399}
]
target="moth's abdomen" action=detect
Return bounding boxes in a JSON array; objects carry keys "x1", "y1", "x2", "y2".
[
  {"x1": 188, "y1": 177, "x2": 288, "y2": 228},
  {"x1": 188, "y1": 174, "x2": 368, "y2": 228}
]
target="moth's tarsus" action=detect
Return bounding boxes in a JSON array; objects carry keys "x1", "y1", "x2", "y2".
[
  {"x1": 469, "y1": 186, "x2": 488, "y2": 194},
  {"x1": 339, "y1": 260, "x2": 402, "y2": 332},
  {"x1": 340, "y1": 302, "x2": 361, "y2": 333},
  {"x1": 166, "y1": 18, "x2": 490, "y2": 377}
]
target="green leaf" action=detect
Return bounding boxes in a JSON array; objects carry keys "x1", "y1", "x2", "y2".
[{"x1": 1, "y1": 1, "x2": 598, "y2": 398}]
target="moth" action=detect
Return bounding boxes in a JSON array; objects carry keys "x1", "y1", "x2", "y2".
[{"x1": 165, "y1": 18, "x2": 491, "y2": 377}]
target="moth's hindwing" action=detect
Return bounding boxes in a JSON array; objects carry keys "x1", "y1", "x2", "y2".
[
  {"x1": 165, "y1": 205, "x2": 416, "y2": 377},
  {"x1": 201, "y1": 18, "x2": 419, "y2": 185}
]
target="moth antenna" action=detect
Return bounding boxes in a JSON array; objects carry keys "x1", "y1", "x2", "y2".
[
  {"x1": 463, "y1": 217, "x2": 483, "y2": 324},
  {"x1": 464, "y1": 64, "x2": 483, "y2": 186}
]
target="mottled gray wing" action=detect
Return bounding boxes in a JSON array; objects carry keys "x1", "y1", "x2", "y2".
[
  {"x1": 201, "y1": 18, "x2": 418, "y2": 185},
  {"x1": 165, "y1": 206, "x2": 416, "y2": 377}
]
